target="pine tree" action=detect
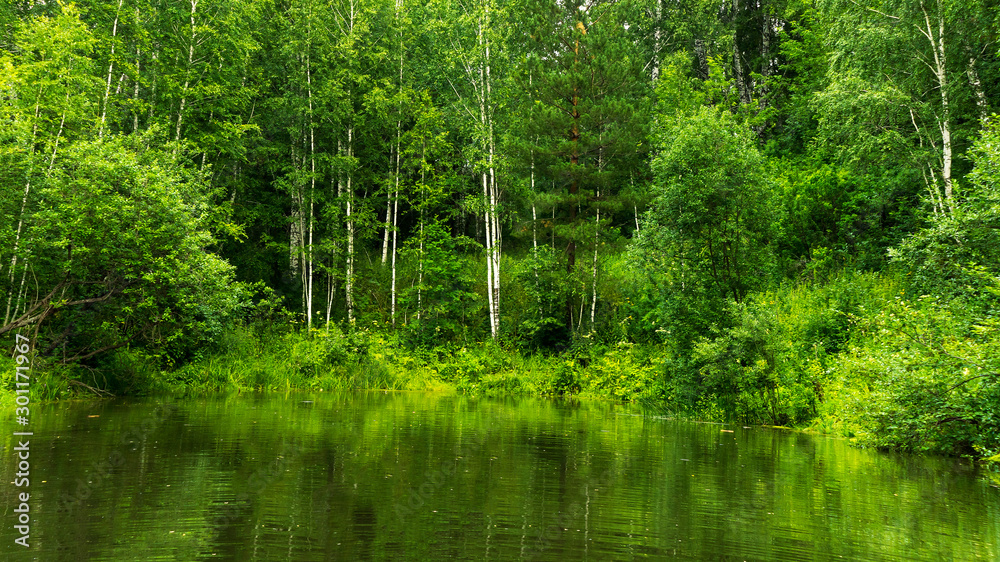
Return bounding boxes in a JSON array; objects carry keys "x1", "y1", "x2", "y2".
[{"x1": 517, "y1": 0, "x2": 650, "y2": 332}]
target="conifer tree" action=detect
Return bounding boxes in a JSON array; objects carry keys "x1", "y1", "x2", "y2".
[{"x1": 517, "y1": 0, "x2": 650, "y2": 331}]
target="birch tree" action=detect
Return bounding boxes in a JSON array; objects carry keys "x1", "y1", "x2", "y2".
[
  {"x1": 437, "y1": 0, "x2": 510, "y2": 338},
  {"x1": 0, "y1": 5, "x2": 98, "y2": 327},
  {"x1": 275, "y1": 0, "x2": 332, "y2": 329},
  {"x1": 329, "y1": 0, "x2": 382, "y2": 325},
  {"x1": 819, "y1": 0, "x2": 995, "y2": 216}
]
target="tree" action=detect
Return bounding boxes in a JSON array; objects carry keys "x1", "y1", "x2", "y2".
[
  {"x1": 518, "y1": 0, "x2": 650, "y2": 332},
  {"x1": 891, "y1": 116, "x2": 1000, "y2": 302},
  {"x1": 434, "y1": 0, "x2": 512, "y2": 339},
  {"x1": 398, "y1": 92, "x2": 478, "y2": 341},
  {"x1": 1, "y1": 3, "x2": 99, "y2": 328},
  {"x1": 0, "y1": 135, "x2": 241, "y2": 364},
  {"x1": 817, "y1": 0, "x2": 998, "y2": 217},
  {"x1": 636, "y1": 106, "x2": 775, "y2": 344}
]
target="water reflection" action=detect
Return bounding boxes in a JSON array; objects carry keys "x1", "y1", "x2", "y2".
[{"x1": 1, "y1": 391, "x2": 996, "y2": 560}]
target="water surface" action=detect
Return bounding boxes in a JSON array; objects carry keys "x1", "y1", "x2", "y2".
[{"x1": 2, "y1": 391, "x2": 997, "y2": 560}]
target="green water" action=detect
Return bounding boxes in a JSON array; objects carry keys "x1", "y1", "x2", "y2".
[{"x1": 2, "y1": 391, "x2": 997, "y2": 560}]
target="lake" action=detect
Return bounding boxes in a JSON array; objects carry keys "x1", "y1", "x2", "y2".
[{"x1": 2, "y1": 391, "x2": 997, "y2": 560}]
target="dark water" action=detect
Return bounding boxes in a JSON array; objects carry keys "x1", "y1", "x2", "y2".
[{"x1": 1, "y1": 391, "x2": 997, "y2": 560}]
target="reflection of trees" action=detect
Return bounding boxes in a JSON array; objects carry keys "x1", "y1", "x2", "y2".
[{"x1": 17, "y1": 394, "x2": 996, "y2": 559}]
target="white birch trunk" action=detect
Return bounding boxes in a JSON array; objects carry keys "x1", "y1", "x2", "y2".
[
  {"x1": 326, "y1": 173, "x2": 339, "y2": 328},
  {"x1": 391, "y1": 0, "x2": 403, "y2": 325},
  {"x1": 7, "y1": 83, "x2": 59, "y2": 324},
  {"x1": 590, "y1": 195, "x2": 599, "y2": 328},
  {"x1": 325, "y1": 270, "x2": 335, "y2": 330},
  {"x1": 483, "y1": 169, "x2": 496, "y2": 335},
  {"x1": 346, "y1": 127, "x2": 355, "y2": 324},
  {"x1": 289, "y1": 143, "x2": 303, "y2": 284},
  {"x1": 391, "y1": 181, "x2": 399, "y2": 325},
  {"x1": 531, "y1": 153, "x2": 541, "y2": 317},
  {"x1": 4, "y1": 179, "x2": 31, "y2": 326},
  {"x1": 382, "y1": 157, "x2": 392, "y2": 265},
  {"x1": 305, "y1": 23, "x2": 316, "y2": 331},
  {"x1": 483, "y1": 2, "x2": 501, "y2": 337},
  {"x1": 920, "y1": 0, "x2": 953, "y2": 213},
  {"x1": 99, "y1": 0, "x2": 125, "y2": 139},
  {"x1": 133, "y1": 7, "x2": 141, "y2": 132},
  {"x1": 307, "y1": 190, "x2": 314, "y2": 331},
  {"x1": 417, "y1": 142, "x2": 426, "y2": 322},
  {"x1": 732, "y1": 0, "x2": 750, "y2": 105},
  {"x1": 652, "y1": 0, "x2": 662, "y2": 81},
  {"x1": 175, "y1": 0, "x2": 199, "y2": 143},
  {"x1": 967, "y1": 56, "x2": 988, "y2": 123}
]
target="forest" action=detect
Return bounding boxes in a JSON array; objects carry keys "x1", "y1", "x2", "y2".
[{"x1": 1, "y1": 0, "x2": 998, "y2": 465}]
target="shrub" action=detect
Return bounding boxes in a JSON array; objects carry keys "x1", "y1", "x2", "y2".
[{"x1": 826, "y1": 294, "x2": 1000, "y2": 459}]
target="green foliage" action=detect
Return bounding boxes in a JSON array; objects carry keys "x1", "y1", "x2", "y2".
[
  {"x1": 167, "y1": 324, "x2": 405, "y2": 393},
  {"x1": 3, "y1": 0, "x2": 1000, "y2": 470},
  {"x1": 517, "y1": 316, "x2": 570, "y2": 351},
  {"x1": 401, "y1": 223, "x2": 480, "y2": 346},
  {"x1": 825, "y1": 117, "x2": 1000, "y2": 461},
  {"x1": 766, "y1": 0, "x2": 828, "y2": 155},
  {"x1": 516, "y1": 0, "x2": 652, "y2": 327},
  {"x1": 14, "y1": 134, "x2": 241, "y2": 362},
  {"x1": 581, "y1": 342, "x2": 663, "y2": 402},
  {"x1": 686, "y1": 271, "x2": 897, "y2": 425},
  {"x1": 826, "y1": 295, "x2": 1000, "y2": 458},
  {"x1": 891, "y1": 118, "x2": 1000, "y2": 303},
  {"x1": 636, "y1": 106, "x2": 776, "y2": 357},
  {"x1": 547, "y1": 360, "x2": 580, "y2": 396},
  {"x1": 435, "y1": 341, "x2": 511, "y2": 388},
  {"x1": 774, "y1": 160, "x2": 908, "y2": 273},
  {"x1": 506, "y1": 245, "x2": 572, "y2": 350}
]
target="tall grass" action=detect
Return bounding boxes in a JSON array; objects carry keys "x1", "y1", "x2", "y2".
[{"x1": 164, "y1": 325, "x2": 409, "y2": 393}]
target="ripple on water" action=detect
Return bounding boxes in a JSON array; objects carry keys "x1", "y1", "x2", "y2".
[{"x1": 0, "y1": 392, "x2": 995, "y2": 560}]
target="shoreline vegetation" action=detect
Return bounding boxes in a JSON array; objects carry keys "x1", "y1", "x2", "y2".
[
  {"x1": 2, "y1": 1, "x2": 998, "y2": 474},
  {"x1": 4, "y1": 261, "x2": 999, "y2": 471}
]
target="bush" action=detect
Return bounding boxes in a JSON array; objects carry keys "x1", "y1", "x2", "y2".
[
  {"x1": 582, "y1": 342, "x2": 662, "y2": 401},
  {"x1": 826, "y1": 295, "x2": 1000, "y2": 459}
]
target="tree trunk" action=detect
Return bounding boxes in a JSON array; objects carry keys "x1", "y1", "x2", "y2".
[
  {"x1": 391, "y1": 0, "x2": 403, "y2": 326},
  {"x1": 652, "y1": 0, "x2": 663, "y2": 81},
  {"x1": 175, "y1": 0, "x2": 199, "y2": 144},
  {"x1": 99, "y1": 0, "x2": 125, "y2": 139},
  {"x1": 133, "y1": 36, "x2": 141, "y2": 133},
  {"x1": 417, "y1": 140, "x2": 426, "y2": 322},
  {"x1": 325, "y1": 270, "x2": 335, "y2": 330},
  {"x1": 921, "y1": 0, "x2": 953, "y2": 212},
  {"x1": 694, "y1": 38, "x2": 709, "y2": 80},
  {"x1": 732, "y1": 0, "x2": 751, "y2": 105},
  {"x1": 346, "y1": 127, "x2": 355, "y2": 324},
  {"x1": 567, "y1": 30, "x2": 581, "y2": 329},
  {"x1": 326, "y1": 169, "x2": 339, "y2": 328},
  {"x1": 590, "y1": 191, "x2": 599, "y2": 328},
  {"x1": 966, "y1": 53, "x2": 988, "y2": 123},
  {"x1": 391, "y1": 180, "x2": 399, "y2": 326},
  {"x1": 531, "y1": 151, "x2": 541, "y2": 318},
  {"x1": 483, "y1": 168, "x2": 496, "y2": 336},
  {"x1": 382, "y1": 149, "x2": 392, "y2": 265},
  {"x1": 306, "y1": 34, "x2": 317, "y2": 330}
]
